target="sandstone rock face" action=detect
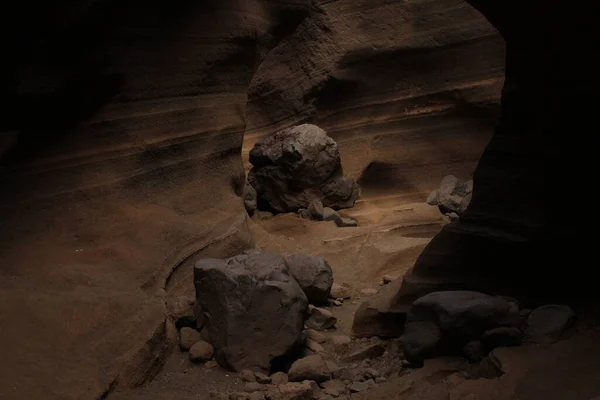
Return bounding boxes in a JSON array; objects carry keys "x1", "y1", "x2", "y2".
[
  {"x1": 194, "y1": 251, "x2": 308, "y2": 371},
  {"x1": 248, "y1": 124, "x2": 359, "y2": 212},
  {"x1": 284, "y1": 254, "x2": 333, "y2": 305}
]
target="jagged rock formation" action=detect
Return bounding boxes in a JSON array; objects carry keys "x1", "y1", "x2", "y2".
[{"x1": 248, "y1": 124, "x2": 359, "y2": 212}]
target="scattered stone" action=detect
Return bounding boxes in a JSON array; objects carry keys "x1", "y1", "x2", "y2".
[
  {"x1": 481, "y1": 327, "x2": 522, "y2": 351},
  {"x1": 270, "y1": 372, "x2": 289, "y2": 385},
  {"x1": 179, "y1": 327, "x2": 202, "y2": 351},
  {"x1": 360, "y1": 288, "x2": 378, "y2": 296},
  {"x1": 265, "y1": 381, "x2": 317, "y2": 400},
  {"x1": 462, "y1": 341, "x2": 484, "y2": 362},
  {"x1": 306, "y1": 338, "x2": 325, "y2": 353},
  {"x1": 525, "y1": 305, "x2": 576, "y2": 343},
  {"x1": 336, "y1": 217, "x2": 358, "y2": 227},
  {"x1": 288, "y1": 355, "x2": 332, "y2": 383},
  {"x1": 245, "y1": 382, "x2": 267, "y2": 393},
  {"x1": 331, "y1": 335, "x2": 351, "y2": 352},
  {"x1": 306, "y1": 306, "x2": 337, "y2": 331},
  {"x1": 426, "y1": 190, "x2": 439, "y2": 206},
  {"x1": 447, "y1": 212, "x2": 459, "y2": 221},
  {"x1": 403, "y1": 291, "x2": 519, "y2": 366},
  {"x1": 305, "y1": 329, "x2": 327, "y2": 344},
  {"x1": 308, "y1": 199, "x2": 325, "y2": 220},
  {"x1": 240, "y1": 370, "x2": 256, "y2": 382},
  {"x1": 382, "y1": 275, "x2": 397, "y2": 284},
  {"x1": 344, "y1": 342, "x2": 386, "y2": 362},
  {"x1": 167, "y1": 296, "x2": 196, "y2": 329},
  {"x1": 189, "y1": 340, "x2": 214, "y2": 362},
  {"x1": 244, "y1": 182, "x2": 258, "y2": 216},
  {"x1": 325, "y1": 360, "x2": 340, "y2": 376},
  {"x1": 284, "y1": 254, "x2": 333, "y2": 305},
  {"x1": 438, "y1": 194, "x2": 462, "y2": 212},
  {"x1": 330, "y1": 284, "x2": 351, "y2": 299},
  {"x1": 205, "y1": 360, "x2": 219, "y2": 368},
  {"x1": 320, "y1": 379, "x2": 346, "y2": 397},
  {"x1": 363, "y1": 368, "x2": 380, "y2": 379},
  {"x1": 255, "y1": 372, "x2": 271, "y2": 384},
  {"x1": 194, "y1": 251, "x2": 308, "y2": 371},
  {"x1": 348, "y1": 381, "x2": 369, "y2": 393},
  {"x1": 248, "y1": 124, "x2": 359, "y2": 213},
  {"x1": 439, "y1": 175, "x2": 459, "y2": 195},
  {"x1": 323, "y1": 207, "x2": 342, "y2": 223},
  {"x1": 331, "y1": 300, "x2": 342, "y2": 307}
]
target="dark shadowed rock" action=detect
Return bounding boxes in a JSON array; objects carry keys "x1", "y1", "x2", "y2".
[
  {"x1": 179, "y1": 327, "x2": 202, "y2": 351},
  {"x1": 403, "y1": 291, "x2": 519, "y2": 366},
  {"x1": 481, "y1": 327, "x2": 522, "y2": 351},
  {"x1": 194, "y1": 251, "x2": 308, "y2": 371},
  {"x1": 288, "y1": 355, "x2": 332, "y2": 382},
  {"x1": 248, "y1": 124, "x2": 358, "y2": 213},
  {"x1": 330, "y1": 283, "x2": 351, "y2": 299},
  {"x1": 305, "y1": 306, "x2": 337, "y2": 331},
  {"x1": 525, "y1": 305, "x2": 576, "y2": 343},
  {"x1": 308, "y1": 199, "x2": 324, "y2": 220},
  {"x1": 462, "y1": 341, "x2": 484, "y2": 362},
  {"x1": 284, "y1": 254, "x2": 333, "y2": 305},
  {"x1": 189, "y1": 340, "x2": 214, "y2": 362}
]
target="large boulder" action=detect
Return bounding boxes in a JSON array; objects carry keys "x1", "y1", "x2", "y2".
[
  {"x1": 194, "y1": 251, "x2": 308, "y2": 372},
  {"x1": 403, "y1": 291, "x2": 519, "y2": 366},
  {"x1": 248, "y1": 124, "x2": 359, "y2": 212},
  {"x1": 284, "y1": 254, "x2": 333, "y2": 305}
]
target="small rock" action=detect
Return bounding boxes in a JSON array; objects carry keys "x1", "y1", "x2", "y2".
[
  {"x1": 245, "y1": 382, "x2": 267, "y2": 392},
  {"x1": 458, "y1": 193, "x2": 472, "y2": 214},
  {"x1": 359, "y1": 288, "x2": 378, "y2": 296},
  {"x1": 244, "y1": 182, "x2": 258, "y2": 216},
  {"x1": 323, "y1": 207, "x2": 342, "y2": 223},
  {"x1": 331, "y1": 300, "x2": 342, "y2": 307},
  {"x1": 284, "y1": 254, "x2": 333, "y2": 305},
  {"x1": 189, "y1": 340, "x2": 214, "y2": 362},
  {"x1": 481, "y1": 327, "x2": 522, "y2": 351},
  {"x1": 447, "y1": 212, "x2": 459, "y2": 221},
  {"x1": 270, "y1": 372, "x2": 289, "y2": 385},
  {"x1": 336, "y1": 217, "x2": 358, "y2": 227},
  {"x1": 426, "y1": 190, "x2": 439, "y2": 206},
  {"x1": 439, "y1": 175, "x2": 459, "y2": 195},
  {"x1": 363, "y1": 368, "x2": 380, "y2": 379},
  {"x1": 241, "y1": 370, "x2": 257, "y2": 382},
  {"x1": 205, "y1": 360, "x2": 218, "y2": 368},
  {"x1": 438, "y1": 193, "x2": 462, "y2": 213},
  {"x1": 266, "y1": 381, "x2": 317, "y2": 400},
  {"x1": 330, "y1": 283, "x2": 351, "y2": 299},
  {"x1": 306, "y1": 306, "x2": 337, "y2": 331},
  {"x1": 331, "y1": 335, "x2": 351, "y2": 352},
  {"x1": 382, "y1": 275, "x2": 398, "y2": 284},
  {"x1": 255, "y1": 372, "x2": 271, "y2": 384},
  {"x1": 348, "y1": 381, "x2": 369, "y2": 393},
  {"x1": 305, "y1": 329, "x2": 327, "y2": 344},
  {"x1": 462, "y1": 341, "x2": 484, "y2": 362},
  {"x1": 320, "y1": 379, "x2": 346, "y2": 397},
  {"x1": 306, "y1": 338, "x2": 325, "y2": 353},
  {"x1": 325, "y1": 360, "x2": 340, "y2": 376},
  {"x1": 308, "y1": 199, "x2": 325, "y2": 220},
  {"x1": 525, "y1": 305, "x2": 576, "y2": 343},
  {"x1": 288, "y1": 355, "x2": 331, "y2": 382},
  {"x1": 344, "y1": 343, "x2": 386, "y2": 362},
  {"x1": 179, "y1": 327, "x2": 202, "y2": 351}
]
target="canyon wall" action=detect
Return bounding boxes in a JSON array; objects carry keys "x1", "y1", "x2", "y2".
[
  {"x1": 1, "y1": 0, "x2": 507, "y2": 399},
  {"x1": 243, "y1": 0, "x2": 504, "y2": 200}
]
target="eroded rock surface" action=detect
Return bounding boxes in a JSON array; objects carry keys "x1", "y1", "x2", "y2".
[{"x1": 248, "y1": 124, "x2": 359, "y2": 212}]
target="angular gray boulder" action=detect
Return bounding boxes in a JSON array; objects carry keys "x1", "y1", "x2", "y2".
[
  {"x1": 525, "y1": 304, "x2": 576, "y2": 343},
  {"x1": 248, "y1": 124, "x2": 359, "y2": 212},
  {"x1": 284, "y1": 254, "x2": 333, "y2": 305},
  {"x1": 194, "y1": 251, "x2": 308, "y2": 371},
  {"x1": 403, "y1": 291, "x2": 519, "y2": 366}
]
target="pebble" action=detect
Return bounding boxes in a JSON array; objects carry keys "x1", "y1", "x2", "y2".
[
  {"x1": 270, "y1": 371, "x2": 288, "y2": 385},
  {"x1": 240, "y1": 370, "x2": 256, "y2": 382},
  {"x1": 254, "y1": 372, "x2": 271, "y2": 384},
  {"x1": 189, "y1": 340, "x2": 214, "y2": 362}
]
